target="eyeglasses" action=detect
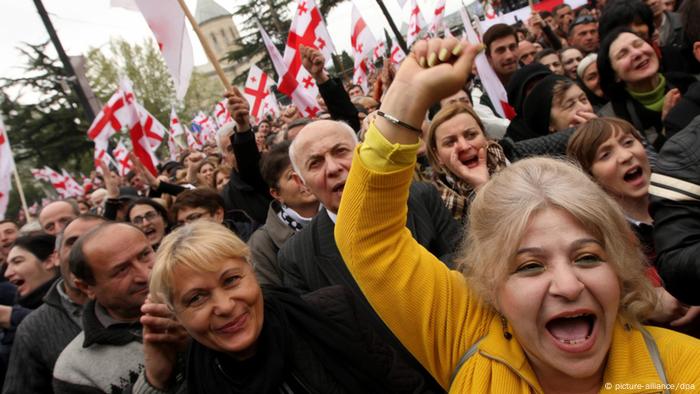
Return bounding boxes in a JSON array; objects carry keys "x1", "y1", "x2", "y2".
[
  {"x1": 176, "y1": 211, "x2": 207, "y2": 227},
  {"x1": 570, "y1": 15, "x2": 597, "y2": 30},
  {"x1": 131, "y1": 210, "x2": 160, "y2": 225}
]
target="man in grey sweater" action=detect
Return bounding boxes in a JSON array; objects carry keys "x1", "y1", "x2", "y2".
[{"x1": 2, "y1": 214, "x2": 105, "y2": 394}]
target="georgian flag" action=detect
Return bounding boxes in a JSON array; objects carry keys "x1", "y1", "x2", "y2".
[
  {"x1": 192, "y1": 112, "x2": 217, "y2": 143},
  {"x1": 112, "y1": 141, "x2": 134, "y2": 176},
  {"x1": 279, "y1": 0, "x2": 336, "y2": 118},
  {"x1": 351, "y1": 4, "x2": 377, "y2": 62},
  {"x1": 407, "y1": 0, "x2": 427, "y2": 48},
  {"x1": 61, "y1": 169, "x2": 85, "y2": 198},
  {"x1": 0, "y1": 115, "x2": 15, "y2": 220},
  {"x1": 86, "y1": 88, "x2": 136, "y2": 143},
  {"x1": 390, "y1": 41, "x2": 407, "y2": 65},
  {"x1": 353, "y1": 59, "x2": 369, "y2": 95},
  {"x1": 120, "y1": 79, "x2": 159, "y2": 175},
  {"x1": 136, "y1": 103, "x2": 167, "y2": 149},
  {"x1": 372, "y1": 40, "x2": 386, "y2": 63},
  {"x1": 44, "y1": 167, "x2": 68, "y2": 198},
  {"x1": 429, "y1": 0, "x2": 446, "y2": 36},
  {"x1": 31, "y1": 168, "x2": 50, "y2": 182},
  {"x1": 214, "y1": 100, "x2": 232, "y2": 127},
  {"x1": 243, "y1": 65, "x2": 281, "y2": 124}
]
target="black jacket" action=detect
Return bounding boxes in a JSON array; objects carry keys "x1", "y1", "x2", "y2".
[
  {"x1": 3, "y1": 280, "x2": 82, "y2": 394},
  {"x1": 221, "y1": 129, "x2": 272, "y2": 227},
  {"x1": 649, "y1": 115, "x2": 700, "y2": 305},
  {"x1": 318, "y1": 77, "x2": 361, "y2": 132},
  {"x1": 278, "y1": 182, "x2": 461, "y2": 393}
]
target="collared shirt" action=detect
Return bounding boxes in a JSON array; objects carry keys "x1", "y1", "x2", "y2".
[
  {"x1": 94, "y1": 302, "x2": 142, "y2": 338},
  {"x1": 56, "y1": 279, "x2": 84, "y2": 329}
]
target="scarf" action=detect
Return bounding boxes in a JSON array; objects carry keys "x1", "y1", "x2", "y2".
[
  {"x1": 434, "y1": 142, "x2": 508, "y2": 223},
  {"x1": 185, "y1": 288, "x2": 386, "y2": 394},
  {"x1": 627, "y1": 74, "x2": 666, "y2": 112},
  {"x1": 277, "y1": 204, "x2": 314, "y2": 232}
]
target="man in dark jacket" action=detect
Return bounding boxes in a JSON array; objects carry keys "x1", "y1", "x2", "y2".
[
  {"x1": 3, "y1": 215, "x2": 105, "y2": 394},
  {"x1": 279, "y1": 120, "x2": 461, "y2": 392}
]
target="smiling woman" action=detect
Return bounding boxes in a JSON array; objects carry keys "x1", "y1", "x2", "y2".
[
  {"x1": 136, "y1": 221, "x2": 440, "y2": 393},
  {"x1": 334, "y1": 36, "x2": 700, "y2": 393}
]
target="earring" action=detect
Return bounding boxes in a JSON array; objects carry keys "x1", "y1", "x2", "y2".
[{"x1": 500, "y1": 315, "x2": 513, "y2": 340}]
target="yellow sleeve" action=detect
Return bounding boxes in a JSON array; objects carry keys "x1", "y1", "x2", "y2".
[
  {"x1": 358, "y1": 122, "x2": 421, "y2": 172},
  {"x1": 337, "y1": 126, "x2": 492, "y2": 388}
]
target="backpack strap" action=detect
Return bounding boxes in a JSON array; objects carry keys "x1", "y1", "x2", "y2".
[
  {"x1": 641, "y1": 327, "x2": 670, "y2": 394},
  {"x1": 448, "y1": 337, "x2": 484, "y2": 391}
]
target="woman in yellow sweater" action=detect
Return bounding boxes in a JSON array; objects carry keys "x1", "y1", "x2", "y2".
[{"x1": 335, "y1": 36, "x2": 700, "y2": 393}]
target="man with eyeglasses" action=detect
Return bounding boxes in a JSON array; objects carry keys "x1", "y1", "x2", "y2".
[
  {"x1": 171, "y1": 188, "x2": 225, "y2": 228},
  {"x1": 568, "y1": 15, "x2": 599, "y2": 54}
]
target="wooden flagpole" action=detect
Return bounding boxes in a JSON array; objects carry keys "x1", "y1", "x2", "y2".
[
  {"x1": 11, "y1": 168, "x2": 30, "y2": 223},
  {"x1": 176, "y1": 0, "x2": 231, "y2": 90}
]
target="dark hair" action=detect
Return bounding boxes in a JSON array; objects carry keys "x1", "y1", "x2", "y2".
[
  {"x1": 522, "y1": 74, "x2": 570, "y2": 134},
  {"x1": 597, "y1": 27, "x2": 640, "y2": 99},
  {"x1": 170, "y1": 188, "x2": 225, "y2": 220},
  {"x1": 681, "y1": 0, "x2": 700, "y2": 45},
  {"x1": 13, "y1": 233, "x2": 56, "y2": 262},
  {"x1": 553, "y1": 4, "x2": 572, "y2": 17},
  {"x1": 126, "y1": 170, "x2": 138, "y2": 182},
  {"x1": 0, "y1": 220, "x2": 18, "y2": 228},
  {"x1": 568, "y1": 15, "x2": 597, "y2": 37},
  {"x1": 598, "y1": 0, "x2": 654, "y2": 42},
  {"x1": 539, "y1": 10, "x2": 552, "y2": 19},
  {"x1": 567, "y1": 117, "x2": 643, "y2": 173},
  {"x1": 483, "y1": 24, "x2": 517, "y2": 55},
  {"x1": 535, "y1": 48, "x2": 558, "y2": 62},
  {"x1": 260, "y1": 140, "x2": 293, "y2": 189},
  {"x1": 125, "y1": 198, "x2": 171, "y2": 229}
]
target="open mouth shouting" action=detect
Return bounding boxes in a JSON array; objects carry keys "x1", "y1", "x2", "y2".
[
  {"x1": 545, "y1": 311, "x2": 597, "y2": 352},
  {"x1": 622, "y1": 165, "x2": 646, "y2": 188},
  {"x1": 458, "y1": 152, "x2": 480, "y2": 169}
]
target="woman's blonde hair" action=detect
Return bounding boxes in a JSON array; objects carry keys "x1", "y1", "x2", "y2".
[
  {"x1": 150, "y1": 221, "x2": 251, "y2": 309},
  {"x1": 425, "y1": 102, "x2": 486, "y2": 175},
  {"x1": 457, "y1": 157, "x2": 655, "y2": 325}
]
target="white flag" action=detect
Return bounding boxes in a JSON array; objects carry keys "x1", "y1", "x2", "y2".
[
  {"x1": 0, "y1": 115, "x2": 15, "y2": 220},
  {"x1": 407, "y1": 0, "x2": 427, "y2": 47},
  {"x1": 133, "y1": 0, "x2": 194, "y2": 99}
]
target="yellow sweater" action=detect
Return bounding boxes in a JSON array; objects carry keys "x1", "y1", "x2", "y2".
[{"x1": 335, "y1": 125, "x2": 700, "y2": 393}]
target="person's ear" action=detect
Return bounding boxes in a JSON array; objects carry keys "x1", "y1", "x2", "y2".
[
  {"x1": 213, "y1": 207, "x2": 225, "y2": 223},
  {"x1": 74, "y1": 278, "x2": 96, "y2": 300},
  {"x1": 269, "y1": 187, "x2": 282, "y2": 203},
  {"x1": 44, "y1": 251, "x2": 59, "y2": 269},
  {"x1": 291, "y1": 172, "x2": 306, "y2": 187}
]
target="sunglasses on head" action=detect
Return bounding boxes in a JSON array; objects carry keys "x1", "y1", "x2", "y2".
[{"x1": 570, "y1": 15, "x2": 597, "y2": 29}]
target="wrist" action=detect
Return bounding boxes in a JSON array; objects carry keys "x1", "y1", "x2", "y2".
[
  {"x1": 314, "y1": 72, "x2": 329, "y2": 84},
  {"x1": 145, "y1": 369, "x2": 171, "y2": 391}
]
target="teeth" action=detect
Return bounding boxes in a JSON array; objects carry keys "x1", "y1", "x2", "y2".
[{"x1": 559, "y1": 335, "x2": 590, "y2": 345}]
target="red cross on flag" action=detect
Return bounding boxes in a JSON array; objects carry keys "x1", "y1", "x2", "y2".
[
  {"x1": 86, "y1": 88, "x2": 137, "y2": 144},
  {"x1": 193, "y1": 112, "x2": 217, "y2": 143},
  {"x1": 93, "y1": 139, "x2": 113, "y2": 172},
  {"x1": 244, "y1": 65, "x2": 280, "y2": 124},
  {"x1": 390, "y1": 41, "x2": 407, "y2": 65},
  {"x1": 31, "y1": 168, "x2": 50, "y2": 182},
  {"x1": 136, "y1": 103, "x2": 167, "y2": 149},
  {"x1": 277, "y1": 0, "x2": 334, "y2": 117},
  {"x1": 0, "y1": 115, "x2": 15, "y2": 220},
  {"x1": 113, "y1": 141, "x2": 134, "y2": 176},
  {"x1": 462, "y1": 10, "x2": 515, "y2": 120},
  {"x1": 43, "y1": 167, "x2": 68, "y2": 198},
  {"x1": 61, "y1": 169, "x2": 85, "y2": 198},
  {"x1": 214, "y1": 100, "x2": 233, "y2": 127},
  {"x1": 407, "y1": 0, "x2": 427, "y2": 47},
  {"x1": 429, "y1": 0, "x2": 446, "y2": 36},
  {"x1": 353, "y1": 59, "x2": 369, "y2": 95},
  {"x1": 186, "y1": 129, "x2": 202, "y2": 151},
  {"x1": 351, "y1": 4, "x2": 376, "y2": 62},
  {"x1": 372, "y1": 41, "x2": 386, "y2": 63},
  {"x1": 120, "y1": 79, "x2": 160, "y2": 175}
]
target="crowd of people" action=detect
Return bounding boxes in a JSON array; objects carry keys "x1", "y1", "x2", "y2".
[{"x1": 0, "y1": 0, "x2": 700, "y2": 392}]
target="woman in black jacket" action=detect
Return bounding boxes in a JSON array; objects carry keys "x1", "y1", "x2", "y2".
[
  {"x1": 135, "y1": 221, "x2": 437, "y2": 394},
  {"x1": 597, "y1": 27, "x2": 695, "y2": 150}
]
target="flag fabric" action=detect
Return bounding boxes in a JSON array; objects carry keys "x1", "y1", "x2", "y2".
[
  {"x1": 390, "y1": 41, "x2": 407, "y2": 65},
  {"x1": 132, "y1": 0, "x2": 194, "y2": 100},
  {"x1": 169, "y1": 107, "x2": 187, "y2": 149},
  {"x1": 93, "y1": 139, "x2": 112, "y2": 171},
  {"x1": 462, "y1": 12, "x2": 515, "y2": 119},
  {"x1": 372, "y1": 40, "x2": 386, "y2": 62},
  {"x1": 351, "y1": 4, "x2": 376, "y2": 61},
  {"x1": 278, "y1": 0, "x2": 335, "y2": 118},
  {"x1": 407, "y1": 0, "x2": 427, "y2": 48},
  {"x1": 0, "y1": 115, "x2": 15, "y2": 220},
  {"x1": 31, "y1": 168, "x2": 50, "y2": 182},
  {"x1": 243, "y1": 65, "x2": 281, "y2": 124},
  {"x1": 192, "y1": 112, "x2": 217, "y2": 143},
  {"x1": 214, "y1": 100, "x2": 232, "y2": 127},
  {"x1": 137, "y1": 103, "x2": 167, "y2": 149},
  {"x1": 112, "y1": 141, "x2": 134, "y2": 176},
  {"x1": 44, "y1": 167, "x2": 68, "y2": 197},
  {"x1": 395, "y1": 0, "x2": 408, "y2": 7},
  {"x1": 120, "y1": 80, "x2": 159, "y2": 175},
  {"x1": 258, "y1": 22, "x2": 320, "y2": 118},
  {"x1": 86, "y1": 88, "x2": 136, "y2": 143},
  {"x1": 429, "y1": 0, "x2": 447, "y2": 36},
  {"x1": 61, "y1": 169, "x2": 85, "y2": 198},
  {"x1": 186, "y1": 128, "x2": 202, "y2": 150},
  {"x1": 352, "y1": 59, "x2": 369, "y2": 95}
]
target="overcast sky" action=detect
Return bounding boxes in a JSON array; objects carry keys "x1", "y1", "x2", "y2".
[{"x1": 1, "y1": 0, "x2": 462, "y2": 97}]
